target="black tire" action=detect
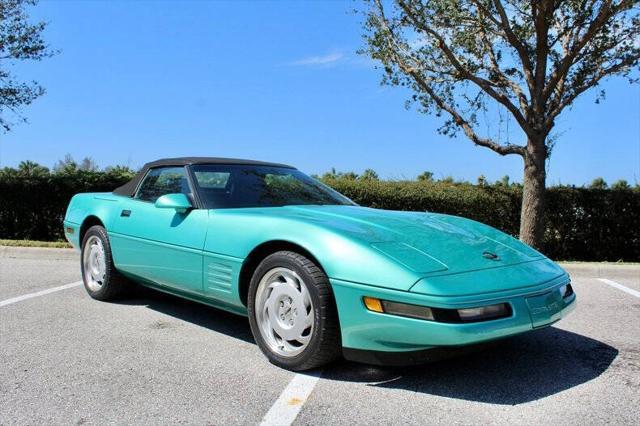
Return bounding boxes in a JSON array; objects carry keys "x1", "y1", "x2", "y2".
[
  {"x1": 80, "y1": 225, "x2": 129, "y2": 301},
  {"x1": 247, "y1": 251, "x2": 342, "y2": 371}
]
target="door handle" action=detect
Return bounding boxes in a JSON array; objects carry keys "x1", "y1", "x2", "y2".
[{"x1": 121, "y1": 210, "x2": 131, "y2": 217}]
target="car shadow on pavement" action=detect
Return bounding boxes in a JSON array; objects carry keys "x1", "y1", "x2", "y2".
[
  {"x1": 114, "y1": 286, "x2": 617, "y2": 405},
  {"x1": 116, "y1": 285, "x2": 255, "y2": 344},
  {"x1": 322, "y1": 327, "x2": 618, "y2": 405}
]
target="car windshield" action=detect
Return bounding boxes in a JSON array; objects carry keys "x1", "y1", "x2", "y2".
[{"x1": 191, "y1": 164, "x2": 356, "y2": 209}]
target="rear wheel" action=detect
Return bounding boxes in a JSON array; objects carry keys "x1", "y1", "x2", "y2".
[
  {"x1": 247, "y1": 251, "x2": 341, "y2": 370},
  {"x1": 81, "y1": 225, "x2": 129, "y2": 301}
]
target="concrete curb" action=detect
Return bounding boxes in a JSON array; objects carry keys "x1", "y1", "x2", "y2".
[
  {"x1": 559, "y1": 262, "x2": 639, "y2": 278},
  {"x1": 0, "y1": 245, "x2": 79, "y2": 260}
]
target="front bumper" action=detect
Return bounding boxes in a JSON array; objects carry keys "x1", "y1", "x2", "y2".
[{"x1": 330, "y1": 274, "x2": 575, "y2": 358}]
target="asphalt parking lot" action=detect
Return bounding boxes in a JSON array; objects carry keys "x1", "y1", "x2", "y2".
[{"x1": 1, "y1": 247, "x2": 638, "y2": 425}]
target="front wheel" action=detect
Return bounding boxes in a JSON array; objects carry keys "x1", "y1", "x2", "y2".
[
  {"x1": 81, "y1": 225, "x2": 129, "y2": 301},
  {"x1": 247, "y1": 251, "x2": 341, "y2": 371}
]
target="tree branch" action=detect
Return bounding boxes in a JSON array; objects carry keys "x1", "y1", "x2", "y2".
[
  {"x1": 397, "y1": 0, "x2": 534, "y2": 138},
  {"x1": 475, "y1": 7, "x2": 531, "y2": 114},
  {"x1": 373, "y1": 0, "x2": 525, "y2": 157},
  {"x1": 545, "y1": 53, "x2": 640, "y2": 127},
  {"x1": 491, "y1": 0, "x2": 536, "y2": 92},
  {"x1": 542, "y1": 0, "x2": 632, "y2": 104},
  {"x1": 531, "y1": 0, "x2": 554, "y2": 123}
]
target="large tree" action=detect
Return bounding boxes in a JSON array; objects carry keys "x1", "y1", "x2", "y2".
[
  {"x1": 0, "y1": 0, "x2": 54, "y2": 132},
  {"x1": 361, "y1": 0, "x2": 639, "y2": 248}
]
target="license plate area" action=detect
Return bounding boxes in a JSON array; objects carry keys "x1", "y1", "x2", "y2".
[{"x1": 525, "y1": 289, "x2": 564, "y2": 328}]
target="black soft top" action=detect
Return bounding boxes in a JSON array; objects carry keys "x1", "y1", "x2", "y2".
[{"x1": 113, "y1": 157, "x2": 295, "y2": 197}]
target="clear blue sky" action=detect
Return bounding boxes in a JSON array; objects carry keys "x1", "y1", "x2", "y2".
[{"x1": 1, "y1": 1, "x2": 639, "y2": 185}]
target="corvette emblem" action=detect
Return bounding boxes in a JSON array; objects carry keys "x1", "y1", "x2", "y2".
[{"x1": 482, "y1": 251, "x2": 500, "y2": 260}]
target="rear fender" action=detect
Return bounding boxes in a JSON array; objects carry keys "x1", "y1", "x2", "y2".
[{"x1": 64, "y1": 193, "x2": 125, "y2": 248}]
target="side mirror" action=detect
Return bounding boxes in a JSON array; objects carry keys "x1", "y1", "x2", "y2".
[{"x1": 155, "y1": 193, "x2": 192, "y2": 214}]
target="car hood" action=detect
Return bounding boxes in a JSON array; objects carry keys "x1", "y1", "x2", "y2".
[{"x1": 284, "y1": 205, "x2": 545, "y2": 276}]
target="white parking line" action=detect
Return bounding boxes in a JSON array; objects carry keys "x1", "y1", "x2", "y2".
[
  {"x1": 260, "y1": 371, "x2": 321, "y2": 426},
  {"x1": 597, "y1": 278, "x2": 640, "y2": 298},
  {"x1": 0, "y1": 281, "x2": 83, "y2": 307}
]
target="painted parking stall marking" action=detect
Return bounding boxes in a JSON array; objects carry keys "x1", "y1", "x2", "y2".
[
  {"x1": 597, "y1": 278, "x2": 640, "y2": 298},
  {"x1": 260, "y1": 371, "x2": 321, "y2": 426},
  {"x1": 0, "y1": 281, "x2": 83, "y2": 307}
]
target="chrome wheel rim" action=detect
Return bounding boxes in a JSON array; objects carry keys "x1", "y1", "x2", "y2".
[
  {"x1": 255, "y1": 267, "x2": 314, "y2": 357},
  {"x1": 83, "y1": 235, "x2": 106, "y2": 292}
]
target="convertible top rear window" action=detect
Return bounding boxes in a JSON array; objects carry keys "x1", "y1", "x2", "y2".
[{"x1": 191, "y1": 165, "x2": 354, "y2": 209}]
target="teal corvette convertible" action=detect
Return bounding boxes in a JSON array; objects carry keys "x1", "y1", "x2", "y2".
[{"x1": 64, "y1": 157, "x2": 575, "y2": 370}]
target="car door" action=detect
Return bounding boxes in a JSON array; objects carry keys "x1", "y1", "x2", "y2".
[{"x1": 109, "y1": 166, "x2": 207, "y2": 295}]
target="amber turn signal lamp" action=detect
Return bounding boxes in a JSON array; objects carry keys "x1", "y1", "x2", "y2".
[{"x1": 363, "y1": 296, "x2": 384, "y2": 313}]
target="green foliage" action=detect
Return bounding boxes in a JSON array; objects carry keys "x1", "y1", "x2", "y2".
[
  {"x1": 0, "y1": 239, "x2": 71, "y2": 248},
  {"x1": 611, "y1": 179, "x2": 631, "y2": 190},
  {"x1": 17, "y1": 160, "x2": 49, "y2": 177},
  {"x1": 417, "y1": 171, "x2": 434, "y2": 182},
  {"x1": 52, "y1": 154, "x2": 78, "y2": 174},
  {"x1": 104, "y1": 165, "x2": 138, "y2": 180},
  {"x1": 319, "y1": 168, "x2": 367, "y2": 181},
  {"x1": 589, "y1": 177, "x2": 608, "y2": 189},
  {"x1": 0, "y1": 163, "x2": 134, "y2": 241},
  {"x1": 52, "y1": 153, "x2": 100, "y2": 173},
  {"x1": 340, "y1": 171, "x2": 359, "y2": 180},
  {"x1": 1, "y1": 0, "x2": 57, "y2": 132},
  {"x1": 320, "y1": 168, "x2": 357, "y2": 180},
  {"x1": 543, "y1": 183, "x2": 639, "y2": 262},
  {"x1": 359, "y1": 169, "x2": 380, "y2": 181}
]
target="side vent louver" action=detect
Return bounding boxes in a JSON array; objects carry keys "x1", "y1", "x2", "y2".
[{"x1": 207, "y1": 261, "x2": 233, "y2": 291}]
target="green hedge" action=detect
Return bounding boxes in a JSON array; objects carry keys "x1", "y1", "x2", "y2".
[
  {"x1": 0, "y1": 172, "x2": 638, "y2": 261},
  {"x1": 0, "y1": 171, "x2": 132, "y2": 242}
]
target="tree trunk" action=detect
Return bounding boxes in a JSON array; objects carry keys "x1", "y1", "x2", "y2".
[{"x1": 519, "y1": 138, "x2": 547, "y2": 249}]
